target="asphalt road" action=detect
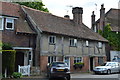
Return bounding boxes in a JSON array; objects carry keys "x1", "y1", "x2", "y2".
[{"x1": 2, "y1": 73, "x2": 120, "y2": 80}]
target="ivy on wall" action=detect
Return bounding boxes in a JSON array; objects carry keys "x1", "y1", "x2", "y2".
[{"x1": 99, "y1": 24, "x2": 120, "y2": 51}]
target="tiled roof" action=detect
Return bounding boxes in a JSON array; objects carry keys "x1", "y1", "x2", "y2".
[
  {"x1": 0, "y1": 1, "x2": 20, "y2": 17},
  {"x1": 23, "y1": 6, "x2": 108, "y2": 42},
  {"x1": 105, "y1": 8, "x2": 120, "y2": 32},
  {"x1": 0, "y1": 2, "x2": 35, "y2": 34}
]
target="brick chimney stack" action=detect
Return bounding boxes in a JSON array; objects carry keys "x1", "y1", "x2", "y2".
[
  {"x1": 100, "y1": 4, "x2": 105, "y2": 31},
  {"x1": 91, "y1": 11, "x2": 96, "y2": 28},
  {"x1": 72, "y1": 7, "x2": 83, "y2": 25}
]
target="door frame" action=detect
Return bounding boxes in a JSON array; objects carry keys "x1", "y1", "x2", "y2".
[
  {"x1": 13, "y1": 47, "x2": 33, "y2": 66},
  {"x1": 64, "y1": 56, "x2": 70, "y2": 69}
]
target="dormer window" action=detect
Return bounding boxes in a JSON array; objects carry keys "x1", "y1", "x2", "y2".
[
  {"x1": 6, "y1": 18, "x2": 14, "y2": 30},
  {"x1": 69, "y1": 38, "x2": 77, "y2": 47},
  {"x1": 0, "y1": 17, "x2": 4, "y2": 30}
]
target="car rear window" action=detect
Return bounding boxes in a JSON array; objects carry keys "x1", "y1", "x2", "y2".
[{"x1": 52, "y1": 62, "x2": 68, "y2": 67}]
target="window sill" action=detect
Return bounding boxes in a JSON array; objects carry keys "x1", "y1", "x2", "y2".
[
  {"x1": 69, "y1": 45, "x2": 77, "y2": 47},
  {"x1": 49, "y1": 43, "x2": 56, "y2": 45}
]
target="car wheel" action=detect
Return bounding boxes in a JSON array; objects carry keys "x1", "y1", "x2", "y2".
[
  {"x1": 66, "y1": 74, "x2": 70, "y2": 80},
  {"x1": 107, "y1": 70, "x2": 111, "y2": 74}
]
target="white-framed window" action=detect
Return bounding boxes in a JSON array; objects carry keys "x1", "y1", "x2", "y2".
[
  {"x1": 0, "y1": 17, "x2": 4, "y2": 30},
  {"x1": 74, "y1": 57, "x2": 82, "y2": 63},
  {"x1": 69, "y1": 38, "x2": 77, "y2": 47},
  {"x1": 48, "y1": 56, "x2": 57, "y2": 63},
  {"x1": 98, "y1": 57, "x2": 104, "y2": 65},
  {"x1": 49, "y1": 36, "x2": 56, "y2": 45},
  {"x1": 5, "y1": 18, "x2": 14, "y2": 30},
  {"x1": 98, "y1": 42, "x2": 102, "y2": 48},
  {"x1": 86, "y1": 40, "x2": 89, "y2": 47}
]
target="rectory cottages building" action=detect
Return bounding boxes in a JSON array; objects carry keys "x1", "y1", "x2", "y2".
[{"x1": 1, "y1": 2, "x2": 108, "y2": 74}]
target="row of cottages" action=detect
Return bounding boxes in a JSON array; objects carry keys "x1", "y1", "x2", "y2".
[
  {"x1": 1, "y1": 2, "x2": 108, "y2": 74},
  {"x1": 91, "y1": 4, "x2": 120, "y2": 61}
]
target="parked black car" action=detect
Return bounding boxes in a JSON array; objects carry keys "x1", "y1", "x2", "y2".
[{"x1": 47, "y1": 62, "x2": 71, "y2": 80}]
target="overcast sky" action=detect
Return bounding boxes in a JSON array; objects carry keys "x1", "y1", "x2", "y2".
[{"x1": 42, "y1": 0, "x2": 119, "y2": 28}]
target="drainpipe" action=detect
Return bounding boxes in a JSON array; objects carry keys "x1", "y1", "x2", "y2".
[
  {"x1": 21, "y1": 6, "x2": 42, "y2": 71},
  {"x1": 61, "y1": 37, "x2": 64, "y2": 61}
]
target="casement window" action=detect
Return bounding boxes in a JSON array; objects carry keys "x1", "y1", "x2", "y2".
[
  {"x1": 49, "y1": 36, "x2": 56, "y2": 45},
  {"x1": 98, "y1": 42, "x2": 102, "y2": 48},
  {"x1": 98, "y1": 57, "x2": 104, "y2": 65},
  {"x1": 69, "y1": 38, "x2": 77, "y2": 47},
  {"x1": 74, "y1": 57, "x2": 82, "y2": 63},
  {"x1": 0, "y1": 17, "x2": 4, "y2": 30},
  {"x1": 86, "y1": 40, "x2": 89, "y2": 47},
  {"x1": 48, "y1": 56, "x2": 57, "y2": 63},
  {"x1": 5, "y1": 18, "x2": 14, "y2": 30}
]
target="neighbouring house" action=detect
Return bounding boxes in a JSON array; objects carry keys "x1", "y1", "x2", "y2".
[
  {"x1": 0, "y1": 2, "x2": 37, "y2": 75},
  {"x1": 91, "y1": 4, "x2": 120, "y2": 61},
  {"x1": 1, "y1": 2, "x2": 108, "y2": 75},
  {"x1": 22, "y1": 5, "x2": 108, "y2": 72}
]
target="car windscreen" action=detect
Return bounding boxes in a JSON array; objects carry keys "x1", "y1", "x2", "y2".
[
  {"x1": 52, "y1": 62, "x2": 68, "y2": 67},
  {"x1": 106, "y1": 63, "x2": 116, "y2": 66}
]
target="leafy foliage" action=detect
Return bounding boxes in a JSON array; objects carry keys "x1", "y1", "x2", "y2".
[
  {"x1": 99, "y1": 24, "x2": 120, "y2": 50},
  {"x1": 12, "y1": 72, "x2": 22, "y2": 78},
  {"x1": 2, "y1": 43, "x2": 16, "y2": 76},
  {"x1": 15, "y1": 1, "x2": 49, "y2": 12}
]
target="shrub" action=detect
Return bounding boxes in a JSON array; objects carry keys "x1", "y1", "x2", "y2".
[
  {"x1": 2, "y1": 50, "x2": 16, "y2": 76},
  {"x1": 12, "y1": 72, "x2": 22, "y2": 78},
  {"x1": 74, "y1": 62, "x2": 84, "y2": 70},
  {"x1": 2, "y1": 43, "x2": 16, "y2": 76}
]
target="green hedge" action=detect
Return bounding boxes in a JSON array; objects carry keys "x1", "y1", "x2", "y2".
[{"x1": 2, "y1": 50, "x2": 16, "y2": 76}]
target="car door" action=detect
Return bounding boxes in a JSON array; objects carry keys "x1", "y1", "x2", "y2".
[
  {"x1": 114, "y1": 63, "x2": 120, "y2": 73},
  {"x1": 111, "y1": 63, "x2": 118, "y2": 73}
]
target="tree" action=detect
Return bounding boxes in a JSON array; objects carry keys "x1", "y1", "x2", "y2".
[
  {"x1": 15, "y1": 1, "x2": 49, "y2": 12},
  {"x1": 99, "y1": 24, "x2": 120, "y2": 51}
]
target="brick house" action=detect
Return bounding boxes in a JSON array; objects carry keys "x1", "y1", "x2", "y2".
[
  {"x1": 1, "y1": 2, "x2": 108, "y2": 74},
  {"x1": 91, "y1": 4, "x2": 120, "y2": 61},
  {"x1": 22, "y1": 5, "x2": 108, "y2": 72},
  {"x1": 91, "y1": 4, "x2": 120, "y2": 33},
  {"x1": 0, "y1": 2, "x2": 37, "y2": 73}
]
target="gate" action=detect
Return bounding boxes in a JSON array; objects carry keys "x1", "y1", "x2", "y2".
[{"x1": 18, "y1": 65, "x2": 30, "y2": 76}]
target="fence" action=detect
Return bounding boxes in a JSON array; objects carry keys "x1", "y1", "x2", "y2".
[{"x1": 18, "y1": 65, "x2": 30, "y2": 76}]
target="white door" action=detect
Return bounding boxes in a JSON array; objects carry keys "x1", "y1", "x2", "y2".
[{"x1": 64, "y1": 57, "x2": 70, "y2": 69}]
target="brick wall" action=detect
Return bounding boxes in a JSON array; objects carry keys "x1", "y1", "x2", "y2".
[
  {"x1": 2, "y1": 30, "x2": 35, "y2": 47},
  {"x1": 40, "y1": 56, "x2": 48, "y2": 72},
  {"x1": 70, "y1": 57, "x2": 74, "y2": 71}
]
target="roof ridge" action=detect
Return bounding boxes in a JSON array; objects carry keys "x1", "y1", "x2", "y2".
[{"x1": 22, "y1": 5, "x2": 72, "y2": 21}]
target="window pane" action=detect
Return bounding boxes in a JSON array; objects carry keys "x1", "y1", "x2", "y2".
[
  {"x1": 0, "y1": 18, "x2": 2, "y2": 30},
  {"x1": 48, "y1": 56, "x2": 50, "y2": 63},
  {"x1": 86, "y1": 41, "x2": 89, "y2": 46},
  {"x1": 7, "y1": 23, "x2": 12, "y2": 28},
  {"x1": 49, "y1": 36, "x2": 55, "y2": 44},
  {"x1": 98, "y1": 57, "x2": 103, "y2": 65},
  {"x1": 98, "y1": 42, "x2": 102, "y2": 48},
  {"x1": 7, "y1": 18, "x2": 13, "y2": 23},
  {"x1": 6, "y1": 18, "x2": 14, "y2": 29}
]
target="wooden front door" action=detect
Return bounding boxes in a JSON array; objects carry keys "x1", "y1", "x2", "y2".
[{"x1": 15, "y1": 51, "x2": 24, "y2": 72}]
